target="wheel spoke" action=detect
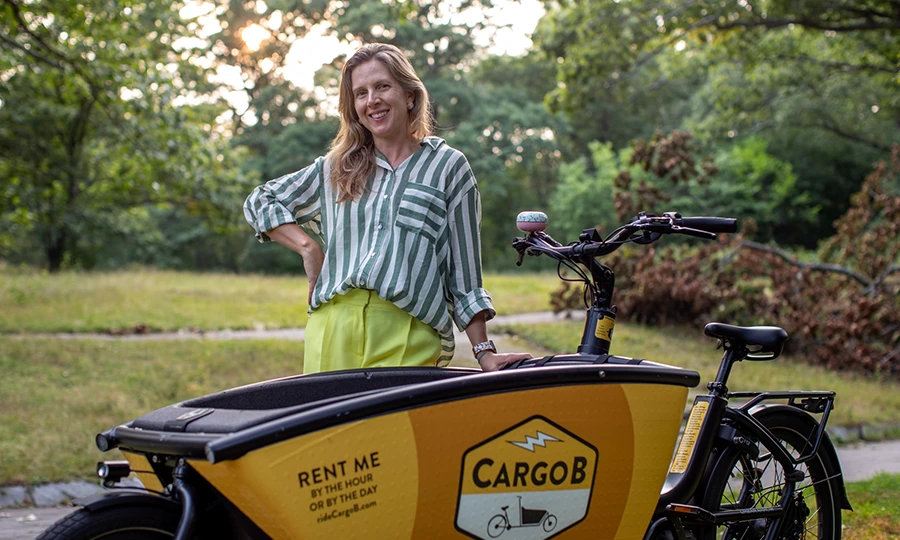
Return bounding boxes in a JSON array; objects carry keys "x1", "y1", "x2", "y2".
[{"x1": 697, "y1": 412, "x2": 840, "y2": 540}]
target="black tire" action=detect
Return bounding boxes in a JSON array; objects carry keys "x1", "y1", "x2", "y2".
[
  {"x1": 699, "y1": 408, "x2": 841, "y2": 540},
  {"x1": 487, "y1": 514, "x2": 507, "y2": 538},
  {"x1": 37, "y1": 505, "x2": 182, "y2": 540},
  {"x1": 542, "y1": 514, "x2": 558, "y2": 532}
]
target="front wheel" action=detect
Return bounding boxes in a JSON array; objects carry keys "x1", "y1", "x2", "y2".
[
  {"x1": 37, "y1": 505, "x2": 182, "y2": 540},
  {"x1": 699, "y1": 408, "x2": 842, "y2": 540},
  {"x1": 542, "y1": 513, "x2": 558, "y2": 532}
]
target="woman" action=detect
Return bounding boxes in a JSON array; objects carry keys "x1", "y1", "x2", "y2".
[{"x1": 244, "y1": 43, "x2": 532, "y2": 373}]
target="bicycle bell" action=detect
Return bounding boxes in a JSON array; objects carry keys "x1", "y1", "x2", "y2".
[{"x1": 516, "y1": 211, "x2": 548, "y2": 232}]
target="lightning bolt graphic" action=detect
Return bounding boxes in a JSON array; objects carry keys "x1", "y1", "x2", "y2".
[{"x1": 508, "y1": 431, "x2": 561, "y2": 452}]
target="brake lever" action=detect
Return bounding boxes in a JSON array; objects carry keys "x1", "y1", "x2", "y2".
[
  {"x1": 513, "y1": 236, "x2": 538, "y2": 266},
  {"x1": 672, "y1": 226, "x2": 717, "y2": 240}
]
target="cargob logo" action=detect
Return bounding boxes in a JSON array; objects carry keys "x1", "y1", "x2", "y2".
[{"x1": 455, "y1": 416, "x2": 598, "y2": 539}]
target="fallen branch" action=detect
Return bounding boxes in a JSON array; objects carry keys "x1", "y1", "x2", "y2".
[
  {"x1": 736, "y1": 240, "x2": 872, "y2": 288},
  {"x1": 866, "y1": 265, "x2": 900, "y2": 295}
]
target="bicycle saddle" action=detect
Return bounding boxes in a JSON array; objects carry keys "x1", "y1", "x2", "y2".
[{"x1": 703, "y1": 323, "x2": 788, "y2": 360}]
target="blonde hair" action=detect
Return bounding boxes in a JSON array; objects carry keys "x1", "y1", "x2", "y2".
[{"x1": 326, "y1": 43, "x2": 434, "y2": 202}]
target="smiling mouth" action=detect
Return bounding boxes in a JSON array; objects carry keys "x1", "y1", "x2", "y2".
[{"x1": 370, "y1": 111, "x2": 388, "y2": 120}]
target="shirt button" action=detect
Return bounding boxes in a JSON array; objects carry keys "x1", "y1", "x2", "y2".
[
  {"x1": 377, "y1": 223, "x2": 384, "y2": 230},
  {"x1": 383, "y1": 194, "x2": 389, "y2": 199},
  {"x1": 360, "y1": 279, "x2": 366, "y2": 286}
]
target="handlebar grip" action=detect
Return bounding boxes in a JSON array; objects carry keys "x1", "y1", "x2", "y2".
[{"x1": 679, "y1": 217, "x2": 738, "y2": 233}]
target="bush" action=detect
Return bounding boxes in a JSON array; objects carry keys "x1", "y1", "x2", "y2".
[{"x1": 551, "y1": 144, "x2": 900, "y2": 377}]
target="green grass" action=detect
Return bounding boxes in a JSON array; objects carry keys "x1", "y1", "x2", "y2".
[
  {"x1": 843, "y1": 474, "x2": 900, "y2": 540},
  {"x1": 0, "y1": 333, "x2": 517, "y2": 485},
  {"x1": 483, "y1": 272, "x2": 557, "y2": 314},
  {"x1": 0, "y1": 269, "x2": 558, "y2": 334},
  {"x1": 0, "y1": 338, "x2": 306, "y2": 485},
  {"x1": 497, "y1": 321, "x2": 900, "y2": 428},
  {"x1": 0, "y1": 270, "x2": 311, "y2": 333}
]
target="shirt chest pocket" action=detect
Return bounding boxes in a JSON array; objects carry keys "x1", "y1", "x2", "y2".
[{"x1": 395, "y1": 184, "x2": 447, "y2": 244}]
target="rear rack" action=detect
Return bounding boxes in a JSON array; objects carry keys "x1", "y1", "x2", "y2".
[{"x1": 728, "y1": 390, "x2": 835, "y2": 464}]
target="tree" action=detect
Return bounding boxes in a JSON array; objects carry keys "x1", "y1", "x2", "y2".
[
  {"x1": 536, "y1": 0, "x2": 898, "y2": 124},
  {"x1": 0, "y1": 0, "x2": 245, "y2": 270},
  {"x1": 202, "y1": 0, "x2": 505, "y2": 183},
  {"x1": 197, "y1": 0, "x2": 335, "y2": 182},
  {"x1": 443, "y1": 53, "x2": 572, "y2": 268},
  {"x1": 534, "y1": 0, "x2": 899, "y2": 244},
  {"x1": 679, "y1": 136, "x2": 818, "y2": 244},
  {"x1": 549, "y1": 141, "x2": 619, "y2": 241}
]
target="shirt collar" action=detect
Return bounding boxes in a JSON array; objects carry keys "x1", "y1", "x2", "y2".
[
  {"x1": 420, "y1": 136, "x2": 444, "y2": 150},
  {"x1": 374, "y1": 151, "x2": 391, "y2": 171},
  {"x1": 374, "y1": 137, "x2": 445, "y2": 170}
]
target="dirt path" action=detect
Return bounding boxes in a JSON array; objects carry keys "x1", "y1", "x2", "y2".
[{"x1": 10, "y1": 311, "x2": 582, "y2": 344}]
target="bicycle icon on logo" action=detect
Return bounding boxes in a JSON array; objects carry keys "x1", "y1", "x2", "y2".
[{"x1": 486, "y1": 496, "x2": 558, "y2": 538}]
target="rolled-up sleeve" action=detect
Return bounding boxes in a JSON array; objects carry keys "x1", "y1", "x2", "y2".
[
  {"x1": 243, "y1": 158, "x2": 324, "y2": 242},
  {"x1": 445, "y1": 165, "x2": 495, "y2": 330}
]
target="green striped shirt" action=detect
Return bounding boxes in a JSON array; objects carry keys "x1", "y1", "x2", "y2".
[{"x1": 243, "y1": 137, "x2": 495, "y2": 366}]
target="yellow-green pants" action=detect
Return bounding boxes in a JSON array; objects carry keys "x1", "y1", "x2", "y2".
[{"x1": 303, "y1": 289, "x2": 442, "y2": 374}]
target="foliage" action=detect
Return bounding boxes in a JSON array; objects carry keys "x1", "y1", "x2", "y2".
[
  {"x1": 0, "y1": 0, "x2": 248, "y2": 271},
  {"x1": 820, "y1": 146, "x2": 900, "y2": 281},
  {"x1": 612, "y1": 130, "x2": 716, "y2": 220},
  {"x1": 627, "y1": 132, "x2": 818, "y2": 244},
  {"x1": 535, "y1": 0, "x2": 898, "y2": 141},
  {"x1": 549, "y1": 130, "x2": 816, "y2": 245},
  {"x1": 706, "y1": 137, "x2": 817, "y2": 243},
  {"x1": 449, "y1": 53, "x2": 571, "y2": 268},
  {"x1": 3, "y1": 0, "x2": 895, "y2": 285},
  {"x1": 552, "y1": 140, "x2": 900, "y2": 377},
  {"x1": 534, "y1": 0, "x2": 900, "y2": 243},
  {"x1": 548, "y1": 141, "x2": 618, "y2": 241}
]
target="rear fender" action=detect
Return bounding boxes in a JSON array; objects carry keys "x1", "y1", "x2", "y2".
[{"x1": 751, "y1": 404, "x2": 853, "y2": 511}]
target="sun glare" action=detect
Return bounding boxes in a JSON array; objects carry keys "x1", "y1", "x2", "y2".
[{"x1": 241, "y1": 23, "x2": 271, "y2": 51}]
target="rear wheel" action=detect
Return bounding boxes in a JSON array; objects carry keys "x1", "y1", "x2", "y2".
[
  {"x1": 37, "y1": 505, "x2": 181, "y2": 540},
  {"x1": 487, "y1": 514, "x2": 507, "y2": 538},
  {"x1": 699, "y1": 409, "x2": 841, "y2": 540}
]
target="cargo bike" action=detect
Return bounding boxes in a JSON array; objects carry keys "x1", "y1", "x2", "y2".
[{"x1": 40, "y1": 212, "x2": 851, "y2": 540}]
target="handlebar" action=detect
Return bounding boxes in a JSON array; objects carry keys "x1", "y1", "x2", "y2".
[
  {"x1": 513, "y1": 212, "x2": 739, "y2": 265},
  {"x1": 676, "y1": 216, "x2": 738, "y2": 234}
]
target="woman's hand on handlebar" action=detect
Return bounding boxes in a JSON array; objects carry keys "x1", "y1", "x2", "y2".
[
  {"x1": 464, "y1": 311, "x2": 534, "y2": 371},
  {"x1": 479, "y1": 351, "x2": 534, "y2": 372}
]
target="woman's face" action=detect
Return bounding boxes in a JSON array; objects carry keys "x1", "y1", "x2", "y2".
[{"x1": 350, "y1": 59, "x2": 415, "y2": 146}]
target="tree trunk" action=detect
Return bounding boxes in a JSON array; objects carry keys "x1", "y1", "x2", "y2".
[{"x1": 47, "y1": 228, "x2": 66, "y2": 273}]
